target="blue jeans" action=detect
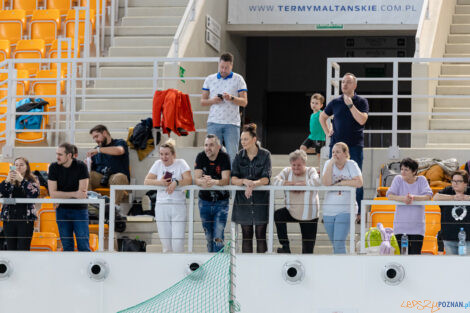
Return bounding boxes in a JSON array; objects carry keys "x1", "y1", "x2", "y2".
[
  {"x1": 198, "y1": 199, "x2": 229, "y2": 252},
  {"x1": 56, "y1": 207, "x2": 90, "y2": 252},
  {"x1": 207, "y1": 122, "x2": 240, "y2": 164},
  {"x1": 323, "y1": 213, "x2": 350, "y2": 254},
  {"x1": 443, "y1": 240, "x2": 470, "y2": 255},
  {"x1": 330, "y1": 145, "x2": 363, "y2": 213}
]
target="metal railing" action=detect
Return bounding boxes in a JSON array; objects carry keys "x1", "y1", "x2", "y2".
[
  {"x1": 0, "y1": 198, "x2": 106, "y2": 251},
  {"x1": 109, "y1": 184, "x2": 357, "y2": 253},
  {"x1": 169, "y1": 0, "x2": 197, "y2": 58},
  {"x1": 414, "y1": 0, "x2": 430, "y2": 58}
]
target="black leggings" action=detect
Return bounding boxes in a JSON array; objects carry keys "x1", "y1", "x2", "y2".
[
  {"x1": 241, "y1": 224, "x2": 267, "y2": 253},
  {"x1": 275, "y1": 207, "x2": 318, "y2": 254},
  {"x1": 396, "y1": 234, "x2": 423, "y2": 255},
  {"x1": 3, "y1": 220, "x2": 34, "y2": 251}
]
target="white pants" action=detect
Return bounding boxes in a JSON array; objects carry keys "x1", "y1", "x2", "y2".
[{"x1": 155, "y1": 202, "x2": 187, "y2": 253}]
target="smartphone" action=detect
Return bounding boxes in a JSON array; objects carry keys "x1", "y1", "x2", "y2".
[
  {"x1": 163, "y1": 171, "x2": 173, "y2": 180},
  {"x1": 9, "y1": 165, "x2": 16, "y2": 171},
  {"x1": 217, "y1": 94, "x2": 224, "y2": 100}
]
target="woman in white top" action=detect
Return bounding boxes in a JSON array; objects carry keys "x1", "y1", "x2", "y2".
[
  {"x1": 273, "y1": 149, "x2": 321, "y2": 254},
  {"x1": 144, "y1": 139, "x2": 192, "y2": 252},
  {"x1": 321, "y1": 142, "x2": 363, "y2": 254}
]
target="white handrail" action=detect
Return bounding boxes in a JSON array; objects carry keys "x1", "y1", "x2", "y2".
[
  {"x1": 109, "y1": 184, "x2": 357, "y2": 254},
  {"x1": 0, "y1": 198, "x2": 106, "y2": 252},
  {"x1": 360, "y1": 199, "x2": 470, "y2": 255},
  {"x1": 414, "y1": 0, "x2": 430, "y2": 58},
  {"x1": 169, "y1": 0, "x2": 197, "y2": 57}
]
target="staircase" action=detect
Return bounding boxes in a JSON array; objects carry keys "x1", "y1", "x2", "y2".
[
  {"x1": 71, "y1": 0, "x2": 189, "y2": 146},
  {"x1": 428, "y1": 0, "x2": 470, "y2": 147}
]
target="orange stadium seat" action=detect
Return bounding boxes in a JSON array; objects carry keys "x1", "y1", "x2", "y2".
[
  {"x1": 73, "y1": 233, "x2": 99, "y2": 251},
  {"x1": 30, "y1": 231, "x2": 58, "y2": 251},
  {"x1": 65, "y1": 9, "x2": 96, "y2": 45},
  {"x1": 0, "y1": 39, "x2": 10, "y2": 62},
  {"x1": 32, "y1": 69, "x2": 65, "y2": 123},
  {"x1": 12, "y1": 0, "x2": 39, "y2": 16},
  {"x1": 30, "y1": 162, "x2": 49, "y2": 196},
  {"x1": 48, "y1": 39, "x2": 79, "y2": 74},
  {"x1": 80, "y1": 0, "x2": 106, "y2": 13},
  {"x1": 0, "y1": 9, "x2": 26, "y2": 45},
  {"x1": 13, "y1": 39, "x2": 46, "y2": 76},
  {"x1": 45, "y1": 0, "x2": 71, "y2": 15},
  {"x1": 37, "y1": 203, "x2": 59, "y2": 235},
  {"x1": 30, "y1": 9, "x2": 60, "y2": 46},
  {"x1": 0, "y1": 161, "x2": 10, "y2": 181},
  {"x1": 370, "y1": 197, "x2": 395, "y2": 229}
]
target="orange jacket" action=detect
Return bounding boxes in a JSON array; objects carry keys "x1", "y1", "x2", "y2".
[{"x1": 152, "y1": 89, "x2": 196, "y2": 136}]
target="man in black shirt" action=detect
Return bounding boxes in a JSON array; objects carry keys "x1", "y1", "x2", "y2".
[
  {"x1": 48, "y1": 142, "x2": 90, "y2": 251},
  {"x1": 87, "y1": 125, "x2": 130, "y2": 205},
  {"x1": 194, "y1": 134, "x2": 231, "y2": 252}
]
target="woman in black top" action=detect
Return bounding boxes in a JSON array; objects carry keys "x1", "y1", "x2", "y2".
[
  {"x1": 0, "y1": 157, "x2": 40, "y2": 250},
  {"x1": 231, "y1": 123, "x2": 272, "y2": 253}
]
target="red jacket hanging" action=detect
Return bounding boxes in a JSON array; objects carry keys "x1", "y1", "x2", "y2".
[{"x1": 152, "y1": 89, "x2": 196, "y2": 136}]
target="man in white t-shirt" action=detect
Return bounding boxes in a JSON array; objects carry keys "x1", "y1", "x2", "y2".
[{"x1": 201, "y1": 52, "x2": 248, "y2": 163}]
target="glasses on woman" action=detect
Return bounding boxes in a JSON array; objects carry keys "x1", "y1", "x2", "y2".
[{"x1": 451, "y1": 180, "x2": 465, "y2": 184}]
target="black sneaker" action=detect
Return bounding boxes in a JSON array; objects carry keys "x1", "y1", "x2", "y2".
[{"x1": 277, "y1": 246, "x2": 291, "y2": 254}]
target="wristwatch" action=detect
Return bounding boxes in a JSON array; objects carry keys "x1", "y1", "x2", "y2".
[
  {"x1": 96, "y1": 146, "x2": 101, "y2": 153},
  {"x1": 347, "y1": 103, "x2": 353, "y2": 109},
  {"x1": 231, "y1": 96, "x2": 235, "y2": 101},
  {"x1": 174, "y1": 179, "x2": 179, "y2": 186}
]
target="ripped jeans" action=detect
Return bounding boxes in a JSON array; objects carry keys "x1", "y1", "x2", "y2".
[{"x1": 198, "y1": 199, "x2": 229, "y2": 252}]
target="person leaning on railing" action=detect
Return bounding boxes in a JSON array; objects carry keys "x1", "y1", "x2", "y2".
[
  {"x1": 0, "y1": 157, "x2": 40, "y2": 251},
  {"x1": 321, "y1": 142, "x2": 363, "y2": 254},
  {"x1": 231, "y1": 123, "x2": 271, "y2": 253},
  {"x1": 144, "y1": 138, "x2": 192, "y2": 253},
  {"x1": 273, "y1": 149, "x2": 321, "y2": 254},
  {"x1": 433, "y1": 169, "x2": 470, "y2": 255},
  {"x1": 386, "y1": 157, "x2": 433, "y2": 255}
]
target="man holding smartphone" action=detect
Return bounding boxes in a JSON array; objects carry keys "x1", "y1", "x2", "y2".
[
  {"x1": 194, "y1": 134, "x2": 231, "y2": 252},
  {"x1": 201, "y1": 52, "x2": 248, "y2": 164}
]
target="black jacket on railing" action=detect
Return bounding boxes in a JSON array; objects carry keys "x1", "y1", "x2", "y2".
[{"x1": 231, "y1": 146, "x2": 272, "y2": 225}]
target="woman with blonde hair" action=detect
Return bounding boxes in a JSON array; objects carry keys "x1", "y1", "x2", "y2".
[
  {"x1": 321, "y1": 142, "x2": 363, "y2": 254},
  {"x1": 0, "y1": 157, "x2": 40, "y2": 250},
  {"x1": 144, "y1": 139, "x2": 192, "y2": 252}
]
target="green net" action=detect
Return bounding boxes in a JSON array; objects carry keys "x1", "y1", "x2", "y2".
[{"x1": 118, "y1": 243, "x2": 239, "y2": 313}]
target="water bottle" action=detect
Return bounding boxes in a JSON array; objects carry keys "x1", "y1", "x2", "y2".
[
  {"x1": 401, "y1": 233, "x2": 409, "y2": 255},
  {"x1": 458, "y1": 228, "x2": 467, "y2": 256}
]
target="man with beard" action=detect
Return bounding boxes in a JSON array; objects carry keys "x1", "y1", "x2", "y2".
[
  {"x1": 194, "y1": 134, "x2": 231, "y2": 252},
  {"x1": 87, "y1": 125, "x2": 130, "y2": 205}
]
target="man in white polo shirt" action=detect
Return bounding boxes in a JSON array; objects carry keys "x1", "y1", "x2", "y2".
[{"x1": 201, "y1": 52, "x2": 248, "y2": 163}]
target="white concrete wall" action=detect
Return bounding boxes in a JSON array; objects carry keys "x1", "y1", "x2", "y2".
[{"x1": 1, "y1": 252, "x2": 470, "y2": 313}]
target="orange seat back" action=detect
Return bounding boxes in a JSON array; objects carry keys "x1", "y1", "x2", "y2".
[
  {"x1": 30, "y1": 9, "x2": 60, "y2": 45},
  {"x1": 46, "y1": 0, "x2": 71, "y2": 15},
  {"x1": 13, "y1": 0, "x2": 38, "y2": 15},
  {"x1": 14, "y1": 39, "x2": 46, "y2": 76},
  {"x1": 0, "y1": 39, "x2": 10, "y2": 62},
  {"x1": 0, "y1": 10, "x2": 26, "y2": 44},
  {"x1": 370, "y1": 197, "x2": 396, "y2": 228},
  {"x1": 65, "y1": 9, "x2": 96, "y2": 44},
  {"x1": 37, "y1": 206, "x2": 59, "y2": 237},
  {"x1": 424, "y1": 205, "x2": 441, "y2": 236},
  {"x1": 30, "y1": 231, "x2": 58, "y2": 251},
  {"x1": 32, "y1": 69, "x2": 65, "y2": 123}
]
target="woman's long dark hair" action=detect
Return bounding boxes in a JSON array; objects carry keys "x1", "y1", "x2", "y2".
[{"x1": 15, "y1": 157, "x2": 38, "y2": 184}]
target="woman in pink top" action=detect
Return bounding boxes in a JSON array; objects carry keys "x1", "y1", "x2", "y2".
[{"x1": 386, "y1": 158, "x2": 432, "y2": 255}]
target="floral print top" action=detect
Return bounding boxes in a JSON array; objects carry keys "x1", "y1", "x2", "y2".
[{"x1": 0, "y1": 178, "x2": 40, "y2": 221}]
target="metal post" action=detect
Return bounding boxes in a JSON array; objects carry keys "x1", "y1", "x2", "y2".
[
  {"x1": 70, "y1": 60, "x2": 78, "y2": 143},
  {"x1": 268, "y1": 190, "x2": 275, "y2": 253},
  {"x1": 326, "y1": 59, "x2": 332, "y2": 105},
  {"x1": 152, "y1": 60, "x2": 158, "y2": 92},
  {"x1": 188, "y1": 189, "x2": 194, "y2": 252},
  {"x1": 83, "y1": 6, "x2": 90, "y2": 88},
  {"x1": 110, "y1": 0, "x2": 115, "y2": 47},
  {"x1": 334, "y1": 64, "x2": 340, "y2": 98},
  {"x1": 109, "y1": 185, "x2": 116, "y2": 251},
  {"x1": 98, "y1": 198, "x2": 105, "y2": 251},
  {"x1": 4, "y1": 61, "x2": 15, "y2": 157},
  {"x1": 55, "y1": 43, "x2": 62, "y2": 147},
  {"x1": 349, "y1": 187, "x2": 356, "y2": 254},
  {"x1": 229, "y1": 222, "x2": 237, "y2": 313},
  {"x1": 392, "y1": 61, "x2": 398, "y2": 149},
  {"x1": 360, "y1": 201, "x2": 367, "y2": 254},
  {"x1": 100, "y1": 0, "x2": 106, "y2": 54}
]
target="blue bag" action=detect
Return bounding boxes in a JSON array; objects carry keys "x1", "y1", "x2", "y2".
[{"x1": 15, "y1": 98, "x2": 46, "y2": 130}]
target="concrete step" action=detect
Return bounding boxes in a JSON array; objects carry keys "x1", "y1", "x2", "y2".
[
  {"x1": 436, "y1": 85, "x2": 470, "y2": 94},
  {"x1": 446, "y1": 43, "x2": 470, "y2": 53},
  {"x1": 429, "y1": 119, "x2": 470, "y2": 130},
  {"x1": 105, "y1": 26, "x2": 177, "y2": 36},
  {"x1": 450, "y1": 24, "x2": 470, "y2": 33},
  {"x1": 456, "y1": 5, "x2": 470, "y2": 14},
  {"x1": 77, "y1": 87, "x2": 154, "y2": 96},
  {"x1": 433, "y1": 107, "x2": 470, "y2": 119},
  {"x1": 108, "y1": 46, "x2": 169, "y2": 57},
  {"x1": 441, "y1": 64, "x2": 470, "y2": 75},
  {"x1": 78, "y1": 111, "x2": 151, "y2": 122},
  {"x1": 452, "y1": 14, "x2": 470, "y2": 24},
  {"x1": 458, "y1": 0, "x2": 470, "y2": 6},
  {"x1": 120, "y1": 0, "x2": 188, "y2": 7},
  {"x1": 99, "y1": 66, "x2": 160, "y2": 77},
  {"x1": 426, "y1": 143, "x2": 470, "y2": 148},
  {"x1": 121, "y1": 16, "x2": 181, "y2": 27},
  {"x1": 427, "y1": 133, "x2": 470, "y2": 143},
  {"x1": 443, "y1": 53, "x2": 470, "y2": 58},
  {"x1": 448, "y1": 34, "x2": 470, "y2": 43},
  {"x1": 113, "y1": 36, "x2": 173, "y2": 47},
  {"x1": 438, "y1": 75, "x2": 470, "y2": 85},
  {"x1": 83, "y1": 99, "x2": 152, "y2": 111},
  {"x1": 434, "y1": 98, "x2": 470, "y2": 107},
  {"x1": 93, "y1": 78, "x2": 157, "y2": 88},
  {"x1": 98, "y1": 61, "x2": 156, "y2": 67},
  {"x1": 126, "y1": 7, "x2": 186, "y2": 17}
]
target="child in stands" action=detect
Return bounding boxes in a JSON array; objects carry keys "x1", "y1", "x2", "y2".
[{"x1": 300, "y1": 93, "x2": 326, "y2": 167}]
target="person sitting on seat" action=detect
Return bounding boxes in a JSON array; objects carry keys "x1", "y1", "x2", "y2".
[
  {"x1": 273, "y1": 149, "x2": 321, "y2": 254},
  {"x1": 86, "y1": 125, "x2": 130, "y2": 205}
]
